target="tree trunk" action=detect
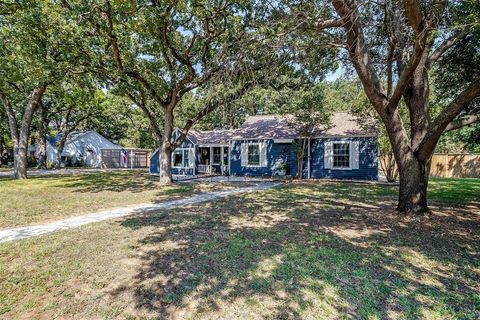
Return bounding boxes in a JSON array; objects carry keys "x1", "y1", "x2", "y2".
[
  {"x1": 37, "y1": 101, "x2": 48, "y2": 169},
  {"x1": 397, "y1": 156, "x2": 430, "y2": 213},
  {"x1": 159, "y1": 142, "x2": 173, "y2": 184},
  {"x1": 0, "y1": 134, "x2": 4, "y2": 166},
  {"x1": 1, "y1": 87, "x2": 46, "y2": 179},
  {"x1": 158, "y1": 109, "x2": 174, "y2": 184},
  {"x1": 296, "y1": 139, "x2": 306, "y2": 180},
  {"x1": 14, "y1": 138, "x2": 28, "y2": 179},
  {"x1": 381, "y1": 107, "x2": 432, "y2": 214},
  {"x1": 55, "y1": 138, "x2": 67, "y2": 169}
]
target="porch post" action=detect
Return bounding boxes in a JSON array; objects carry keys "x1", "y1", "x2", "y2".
[
  {"x1": 193, "y1": 145, "x2": 196, "y2": 176},
  {"x1": 307, "y1": 138, "x2": 311, "y2": 179},
  {"x1": 210, "y1": 146, "x2": 212, "y2": 174}
]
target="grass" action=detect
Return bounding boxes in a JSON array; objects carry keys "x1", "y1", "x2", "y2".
[
  {"x1": 0, "y1": 171, "x2": 248, "y2": 228},
  {"x1": 428, "y1": 177, "x2": 480, "y2": 204},
  {"x1": 0, "y1": 177, "x2": 479, "y2": 319}
]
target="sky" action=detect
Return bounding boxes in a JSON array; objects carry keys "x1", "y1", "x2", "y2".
[{"x1": 325, "y1": 67, "x2": 343, "y2": 82}]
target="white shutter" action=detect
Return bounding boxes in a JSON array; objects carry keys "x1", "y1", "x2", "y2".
[
  {"x1": 260, "y1": 142, "x2": 268, "y2": 167},
  {"x1": 241, "y1": 143, "x2": 247, "y2": 167},
  {"x1": 324, "y1": 141, "x2": 332, "y2": 169},
  {"x1": 188, "y1": 148, "x2": 195, "y2": 168},
  {"x1": 351, "y1": 141, "x2": 360, "y2": 169}
]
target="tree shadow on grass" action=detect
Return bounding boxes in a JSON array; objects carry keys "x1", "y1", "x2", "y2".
[
  {"x1": 27, "y1": 171, "x2": 160, "y2": 193},
  {"x1": 110, "y1": 184, "x2": 480, "y2": 319}
]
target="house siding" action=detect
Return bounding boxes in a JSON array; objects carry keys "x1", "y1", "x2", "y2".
[
  {"x1": 150, "y1": 135, "x2": 378, "y2": 181},
  {"x1": 149, "y1": 139, "x2": 196, "y2": 175},
  {"x1": 310, "y1": 137, "x2": 378, "y2": 180},
  {"x1": 37, "y1": 131, "x2": 120, "y2": 168},
  {"x1": 230, "y1": 139, "x2": 299, "y2": 177}
]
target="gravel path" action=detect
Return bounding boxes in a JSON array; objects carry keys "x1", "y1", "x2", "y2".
[{"x1": 0, "y1": 183, "x2": 277, "y2": 243}]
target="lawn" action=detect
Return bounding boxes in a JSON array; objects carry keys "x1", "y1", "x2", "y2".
[
  {"x1": 0, "y1": 171, "x2": 249, "y2": 228},
  {"x1": 0, "y1": 178, "x2": 479, "y2": 319}
]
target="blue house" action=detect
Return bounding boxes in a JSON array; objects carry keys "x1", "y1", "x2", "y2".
[{"x1": 150, "y1": 112, "x2": 379, "y2": 180}]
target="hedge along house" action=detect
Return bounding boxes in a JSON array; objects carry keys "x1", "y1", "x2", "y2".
[{"x1": 150, "y1": 112, "x2": 379, "y2": 180}]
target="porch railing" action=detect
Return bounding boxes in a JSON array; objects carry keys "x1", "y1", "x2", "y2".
[
  {"x1": 197, "y1": 164, "x2": 211, "y2": 174},
  {"x1": 197, "y1": 164, "x2": 229, "y2": 175}
]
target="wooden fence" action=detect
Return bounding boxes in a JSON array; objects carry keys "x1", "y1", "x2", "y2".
[
  {"x1": 379, "y1": 153, "x2": 480, "y2": 178},
  {"x1": 430, "y1": 154, "x2": 480, "y2": 178}
]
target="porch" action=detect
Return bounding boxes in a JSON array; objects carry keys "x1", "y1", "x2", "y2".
[{"x1": 197, "y1": 145, "x2": 230, "y2": 175}]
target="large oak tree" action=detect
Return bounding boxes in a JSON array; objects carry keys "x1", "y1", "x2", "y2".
[
  {"x1": 0, "y1": 0, "x2": 88, "y2": 178},
  {"x1": 276, "y1": 0, "x2": 480, "y2": 213},
  {"x1": 70, "y1": 0, "x2": 276, "y2": 184}
]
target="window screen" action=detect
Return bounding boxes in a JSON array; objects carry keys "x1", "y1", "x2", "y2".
[
  {"x1": 173, "y1": 149, "x2": 190, "y2": 168},
  {"x1": 247, "y1": 144, "x2": 260, "y2": 166},
  {"x1": 333, "y1": 143, "x2": 350, "y2": 168}
]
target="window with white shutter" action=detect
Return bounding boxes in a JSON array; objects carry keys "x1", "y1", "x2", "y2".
[
  {"x1": 260, "y1": 142, "x2": 268, "y2": 167},
  {"x1": 324, "y1": 141, "x2": 332, "y2": 169},
  {"x1": 247, "y1": 144, "x2": 260, "y2": 166},
  {"x1": 351, "y1": 141, "x2": 360, "y2": 169},
  {"x1": 332, "y1": 142, "x2": 350, "y2": 169}
]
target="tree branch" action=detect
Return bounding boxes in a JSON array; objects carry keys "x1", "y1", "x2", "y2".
[
  {"x1": 104, "y1": 0, "x2": 123, "y2": 71},
  {"x1": 402, "y1": 0, "x2": 424, "y2": 33},
  {"x1": 332, "y1": 0, "x2": 388, "y2": 112},
  {"x1": 418, "y1": 77, "x2": 480, "y2": 158},
  {"x1": 0, "y1": 90, "x2": 19, "y2": 142},
  {"x1": 385, "y1": 33, "x2": 428, "y2": 112},
  {"x1": 173, "y1": 79, "x2": 259, "y2": 148},
  {"x1": 427, "y1": 30, "x2": 467, "y2": 67},
  {"x1": 443, "y1": 114, "x2": 480, "y2": 132},
  {"x1": 126, "y1": 92, "x2": 163, "y2": 143},
  {"x1": 314, "y1": 18, "x2": 344, "y2": 30},
  {"x1": 102, "y1": 1, "x2": 167, "y2": 107}
]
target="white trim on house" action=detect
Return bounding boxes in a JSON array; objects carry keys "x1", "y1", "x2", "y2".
[
  {"x1": 273, "y1": 139, "x2": 294, "y2": 143},
  {"x1": 241, "y1": 142, "x2": 264, "y2": 167},
  {"x1": 197, "y1": 144, "x2": 229, "y2": 147},
  {"x1": 313, "y1": 134, "x2": 376, "y2": 139},
  {"x1": 331, "y1": 141, "x2": 352, "y2": 170},
  {"x1": 172, "y1": 147, "x2": 194, "y2": 169},
  {"x1": 231, "y1": 134, "x2": 377, "y2": 141},
  {"x1": 324, "y1": 140, "x2": 360, "y2": 171}
]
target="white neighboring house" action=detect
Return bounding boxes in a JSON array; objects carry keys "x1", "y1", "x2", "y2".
[{"x1": 29, "y1": 131, "x2": 120, "y2": 168}]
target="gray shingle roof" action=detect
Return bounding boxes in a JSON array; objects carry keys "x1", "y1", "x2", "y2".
[
  {"x1": 231, "y1": 114, "x2": 299, "y2": 139},
  {"x1": 182, "y1": 112, "x2": 375, "y2": 144},
  {"x1": 323, "y1": 112, "x2": 374, "y2": 137},
  {"x1": 231, "y1": 112, "x2": 375, "y2": 139},
  {"x1": 187, "y1": 129, "x2": 236, "y2": 145}
]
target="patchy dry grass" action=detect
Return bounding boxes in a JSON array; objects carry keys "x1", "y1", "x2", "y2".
[
  {"x1": 0, "y1": 179, "x2": 479, "y2": 319},
  {"x1": 0, "y1": 171, "x2": 249, "y2": 228}
]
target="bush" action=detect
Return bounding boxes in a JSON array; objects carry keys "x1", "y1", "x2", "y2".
[{"x1": 27, "y1": 157, "x2": 37, "y2": 168}]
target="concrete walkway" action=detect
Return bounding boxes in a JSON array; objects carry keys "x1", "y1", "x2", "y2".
[{"x1": 0, "y1": 183, "x2": 278, "y2": 243}]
